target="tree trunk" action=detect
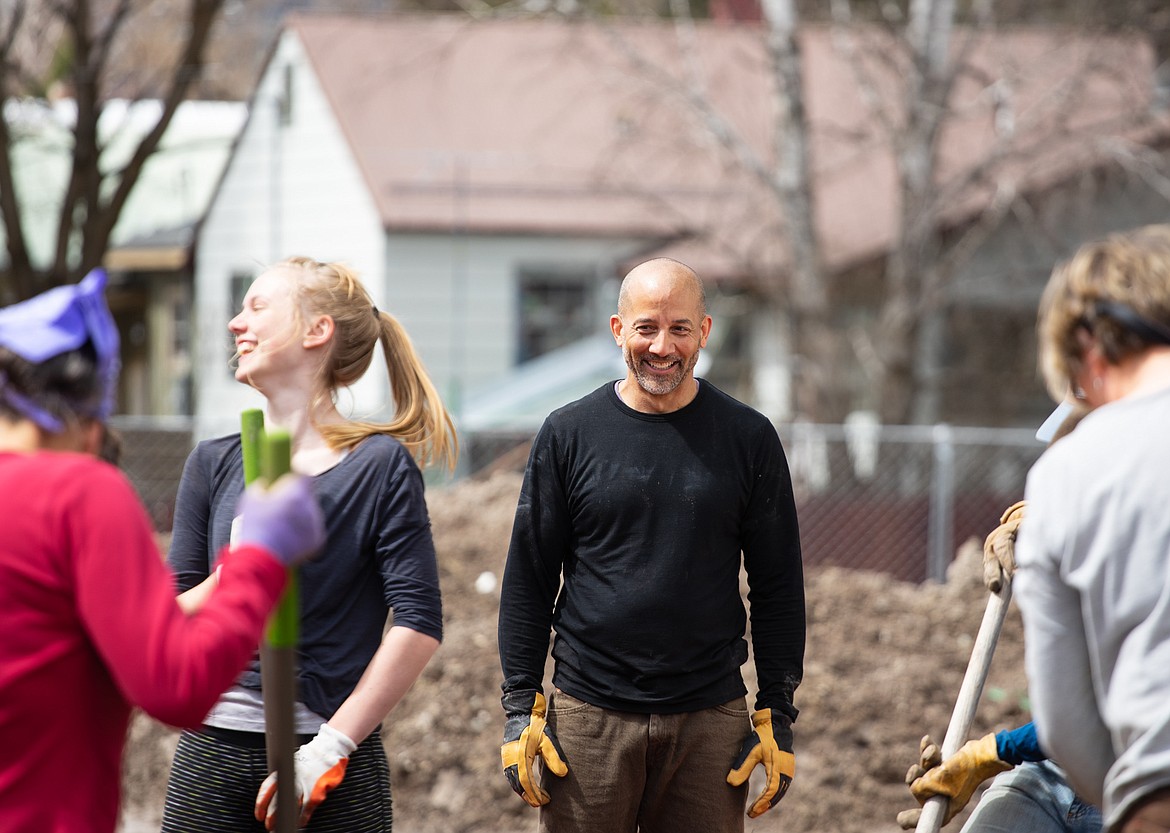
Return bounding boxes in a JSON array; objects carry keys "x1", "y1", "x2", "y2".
[
  {"x1": 0, "y1": 0, "x2": 224, "y2": 301},
  {"x1": 875, "y1": 0, "x2": 955, "y2": 424},
  {"x1": 761, "y1": 0, "x2": 834, "y2": 422}
]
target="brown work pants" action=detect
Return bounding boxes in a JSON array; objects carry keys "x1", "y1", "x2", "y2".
[
  {"x1": 1119, "y1": 787, "x2": 1170, "y2": 833},
  {"x1": 538, "y1": 690, "x2": 752, "y2": 833}
]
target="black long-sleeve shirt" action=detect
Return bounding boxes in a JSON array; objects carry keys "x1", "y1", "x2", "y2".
[{"x1": 498, "y1": 381, "x2": 805, "y2": 718}]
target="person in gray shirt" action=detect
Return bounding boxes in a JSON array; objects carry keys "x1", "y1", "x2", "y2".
[{"x1": 1016, "y1": 224, "x2": 1170, "y2": 833}]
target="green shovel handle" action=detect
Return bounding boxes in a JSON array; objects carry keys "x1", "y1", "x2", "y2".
[
  {"x1": 261, "y1": 429, "x2": 298, "y2": 648},
  {"x1": 239, "y1": 409, "x2": 300, "y2": 647}
]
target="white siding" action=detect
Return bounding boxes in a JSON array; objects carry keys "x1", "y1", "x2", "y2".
[
  {"x1": 193, "y1": 31, "x2": 657, "y2": 441},
  {"x1": 194, "y1": 31, "x2": 385, "y2": 441},
  {"x1": 382, "y1": 234, "x2": 647, "y2": 421}
]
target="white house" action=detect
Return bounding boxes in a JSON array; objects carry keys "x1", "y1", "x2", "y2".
[
  {"x1": 193, "y1": 15, "x2": 706, "y2": 442},
  {"x1": 1, "y1": 97, "x2": 246, "y2": 416},
  {"x1": 192, "y1": 13, "x2": 1170, "y2": 446}
]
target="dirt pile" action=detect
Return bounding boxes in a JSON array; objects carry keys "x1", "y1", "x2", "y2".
[{"x1": 119, "y1": 471, "x2": 1030, "y2": 833}]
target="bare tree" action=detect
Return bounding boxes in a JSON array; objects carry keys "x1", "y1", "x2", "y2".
[
  {"x1": 758, "y1": 0, "x2": 832, "y2": 421},
  {"x1": 589, "y1": 0, "x2": 834, "y2": 421},
  {"x1": 871, "y1": 0, "x2": 960, "y2": 423},
  {"x1": 589, "y1": 0, "x2": 1167, "y2": 423},
  {"x1": 831, "y1": 0, "x2": 1168, "y2": 422},
  {"x1": 0, "y1": 0, "x2": 226, "y2": 303}
]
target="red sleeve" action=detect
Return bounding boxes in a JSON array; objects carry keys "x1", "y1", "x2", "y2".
[{"x1": 68, "y1": 463, "x2": 287, "y2": 728}]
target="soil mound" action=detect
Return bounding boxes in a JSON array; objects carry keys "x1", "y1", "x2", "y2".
[{"x1": 119, "y1": 471, "x2": 1029, "y2": 833}]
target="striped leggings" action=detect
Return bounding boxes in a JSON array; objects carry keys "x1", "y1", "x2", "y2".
[{"x1": 161, "y1": 727, "x2": 393, "y2": 832}]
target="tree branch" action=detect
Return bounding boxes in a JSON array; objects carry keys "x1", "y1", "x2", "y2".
[
  {"x1": 50, "y1": 0, "x2": 97, "y2": 283},
  {"x1": 80, "y1": 0, "x2": 224, "y2": 273},
  {"x1": 0, "y1": 2, "x2": 34, "y2": 300}
]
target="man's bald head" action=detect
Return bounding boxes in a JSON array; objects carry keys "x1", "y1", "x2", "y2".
[
  {"x1": 610, "y1": 258, "x2": 712, "y2": 411},
  {"x1": 617, "y1": 258, "x2": 707, "y2": 319}
]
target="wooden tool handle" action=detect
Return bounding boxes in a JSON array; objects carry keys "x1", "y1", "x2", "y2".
[{"x1": 915, "y1": 584, "x2": 1012, "y2": 833}]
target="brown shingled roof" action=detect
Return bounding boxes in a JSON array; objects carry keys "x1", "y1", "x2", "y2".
[{"x1": 289, "y1": 13, "x2": 1167, "y2": 275}]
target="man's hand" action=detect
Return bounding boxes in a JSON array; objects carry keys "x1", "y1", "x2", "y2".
[
  {"x1": 254, "y1": 723, "x2": 357, "y2": 830},
  {"x1": 726, "y1": 708, "x2": 795, "y2": 818},
  {"x1": 896, "y1": 733, "x2": 1012, "y2": 829},
  {"x1": 982, "y1": 501, "x2": 1025, "y2": 593},
  {"x1": 500, "y1": 690, "x2": 568, "y2": 807}
]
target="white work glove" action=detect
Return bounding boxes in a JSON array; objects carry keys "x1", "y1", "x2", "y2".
[{"x1": 254, "y1": 723, "x2": 358, "y2": 830}]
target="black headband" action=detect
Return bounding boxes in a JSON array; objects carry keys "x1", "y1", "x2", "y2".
[{"x1": 1092, "y1": 300, "x2": 1170, "y2": 347}]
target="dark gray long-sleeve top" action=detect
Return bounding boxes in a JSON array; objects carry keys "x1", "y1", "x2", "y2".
[
  {"x1": 498, "y1": 381, "x2": 805, "y2": 718},
  {"x1": 168, "y1": 433, "x2": 442, "y2": 720}
]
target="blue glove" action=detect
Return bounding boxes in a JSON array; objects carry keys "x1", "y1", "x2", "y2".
[{"x1": 236, "y1": 474, "x2": 325, "y2": 566}]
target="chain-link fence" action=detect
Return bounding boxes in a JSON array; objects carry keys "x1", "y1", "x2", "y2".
[
  {"x1": 779, "y1": 422, "x2": 1042, "y2": 583},
  {"x1": 109, "y1": 416, "x2": 194, "y2": 533},
  {"x1": 462, "y1": 421, "x2": 1045, "y2": 584},
  {"x1": 113, "y1": 417, "x2": 1044, "y2": 583}
]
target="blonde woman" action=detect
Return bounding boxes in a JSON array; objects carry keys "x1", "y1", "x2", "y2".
[
  {"x1": 1015, "y1": 225, "x2": 1170, "y2": 833},
  {"x1": 161, "y1": 257, "x2": 457, "y2": 832}
]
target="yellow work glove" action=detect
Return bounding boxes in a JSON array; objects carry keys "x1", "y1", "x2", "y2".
[
  {"x1": 896, "y1": 733, "x2": 1012, "y2": 829},
  {"x1": 726, "y1": 708, "x2": 795, "y2": 818},
  {"x1": 982, "y1": 501, "x2": 1025, "y2": 593},
  {"x1": 500, "y1": 689, "x2": 568, "y2": 807}
]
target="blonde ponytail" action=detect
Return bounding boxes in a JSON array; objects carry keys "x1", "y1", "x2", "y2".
[
  {"x1": 321, "y1": 309, "x2": 458, "y2": 471},
  {"x1": 277, "y1": 256, "x2": 459, "y2": 471}
]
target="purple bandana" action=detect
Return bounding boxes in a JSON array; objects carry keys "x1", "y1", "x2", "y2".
[{"x1": 0, "y1": 269, "x2": 120, "y2": 429}]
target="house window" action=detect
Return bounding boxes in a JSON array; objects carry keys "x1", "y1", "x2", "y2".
[{"x1": 517, "y1": 270, "x2": 594, "y2": 362}]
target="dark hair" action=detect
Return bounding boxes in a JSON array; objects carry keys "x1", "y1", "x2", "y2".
[{"x1": 0, "y1": 341, "x2": 105, "y2": 431}]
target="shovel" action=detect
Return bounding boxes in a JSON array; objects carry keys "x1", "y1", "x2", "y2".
[
  {"x1": 242, "y1": 408, "x2": 300, "y2": 833},
  {"x1": 914, "y1": 581, "x2": 1012, "y2": 833}
]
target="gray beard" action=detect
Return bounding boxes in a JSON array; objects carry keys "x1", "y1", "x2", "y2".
[{"x1": 624, "y1": 345, "x2": 698, "y2": 396}]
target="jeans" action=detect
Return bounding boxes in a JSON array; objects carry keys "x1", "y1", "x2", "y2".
[
  {"x1": 962, "y1": 760, "x2": 1102, "y2": 833},
  {"x1": 539, "y1": 689, "x2": 752, "y2": 833}
]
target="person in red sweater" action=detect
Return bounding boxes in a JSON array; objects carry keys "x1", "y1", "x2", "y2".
[{"x1": 0, "y1": 269, "x2": 325, "y2": 833}]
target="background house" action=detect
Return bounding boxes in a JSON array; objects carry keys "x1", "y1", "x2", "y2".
[
  {"x1": 191, "y1": 13, "x2": 1170, "y2": 450},
  {"x1": 1, "y1": 97, "x2": 245, "y2": 416}
]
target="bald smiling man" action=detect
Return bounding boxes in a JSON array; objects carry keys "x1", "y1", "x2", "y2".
[{"x1": 496, "y1": 258, "x2": 807, "y2": 833}]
